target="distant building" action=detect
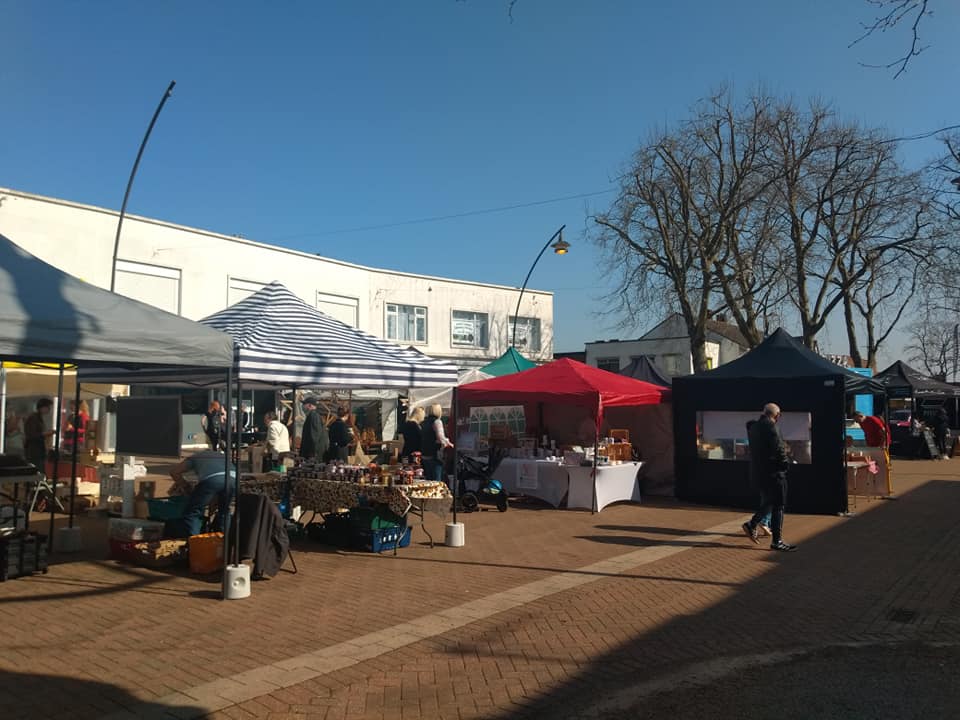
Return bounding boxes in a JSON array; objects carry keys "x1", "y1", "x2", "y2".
[
  {"x1": 553, "y1": 350, "x2": 586, "y2": 363},
  {"x1": 0, "y1": 187, "x2": 553, "y2": 370},
  {"x1": 584, "y1": 313, "x2": 750, "y2": 377}
]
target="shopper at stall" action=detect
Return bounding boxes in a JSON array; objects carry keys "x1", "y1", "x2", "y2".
[
  {"x1": 421, "y1": 403, "x2": 453, "y2": 483},
  {"x1": 853, "y1": 411, "x2": 889, "y2": 449},
  {"x1": 264, "y1": 411, "x2": 290, "y2": 460},
  {"x1": 63, "y1": 399, "x2": 89, "y2": 455},
  {"x1": 23, "y1": 398, "x2": 53, "y2": 470},
  {"x1": 169, "y1": 450, "x2": 236, "y2": 537},
  {"x1": 299, "y1": 396, "x2": 329, "y2": 460},
  {"x1": 202, "y1": 400, "x2": 225, "y2": 450},
  {"x1": 742, "y1": 403, "x2": 796, "y2": 552},
  {"x1": 931, "y1": 407, "x2": 950, "y2": 458},
  {"x1": 401, "y1": 406, "x2": 425, "y2": 458},
  {"x1": 326, "y1": 406, "x2": 352, "y2": 462}
]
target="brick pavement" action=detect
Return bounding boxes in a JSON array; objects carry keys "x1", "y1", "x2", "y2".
[{"x1": 0, "y1": 459, "x2": 958, "y2": 719}]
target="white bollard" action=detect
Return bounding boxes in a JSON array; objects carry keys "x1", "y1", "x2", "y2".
[
  {"x1": 223, "y1": 563, "x2": 251, "y2": 599},
  {"x1": 445, "y1": 521, "x2": 465, "y2": 547}
]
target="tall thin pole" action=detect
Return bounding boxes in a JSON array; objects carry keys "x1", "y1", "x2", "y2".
[
  {"x1": 0, "y1": 364, "x2": 6, "y2": 454},
  {"x1": 511, "y1": 225, "x2": 565, "y2": 348},
  {"x1": 68, "y1": 380, "x2": 81, "y2": 528},
  {"x1": 221, "y1": 365, "x2": 233, "y2": 600},
  {"x1": 47, "y1": 364, "x2": 65, "y2": 552},
  {"x1": 110, "y1": 80, "x2": 176, "y2": 292}
]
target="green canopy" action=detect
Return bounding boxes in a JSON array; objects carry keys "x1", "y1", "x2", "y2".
[{"x1": 479, "y1": 347, "x2": 536, "y2": 376}]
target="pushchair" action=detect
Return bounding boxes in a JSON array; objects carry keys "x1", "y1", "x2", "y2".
[{"x1": 455, "y1": 448, "x2": 508, "y2": 512}]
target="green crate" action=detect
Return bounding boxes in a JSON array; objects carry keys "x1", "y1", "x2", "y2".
[{"x1": 146, "y1": 496, "x2": 189, "y2": 521}]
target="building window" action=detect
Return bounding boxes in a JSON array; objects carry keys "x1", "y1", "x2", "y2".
[
  {"x1": 661, "y1": 353, "x2": 683, "y2": 375},
  {"x1": 317, "y1": 292, "x2": 359, "y2": 327},
  {"x1": 509, "y1": 316, "x2": 541, "y2": 353},
  {"x1": 706, "y1": 357, "x2": 714, "y2": 370},
  {"x1": 451, "y1": 310, "x2": 488, "y2": 348},
  {"x1": 228, "y1": 277, "x2": 266, "y2": 306},
  {"x1": 386, "y1": 303, "x2": 427, "y2": 343},
  {"x1": 597, "y1": 357, "x2": 621, "y2": 373},
  {"x1": 114, "y1": 260, "x2": 181, "y2": 315}
]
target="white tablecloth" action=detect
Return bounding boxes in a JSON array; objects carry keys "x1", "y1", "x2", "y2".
[
  {"x1": 492, "y1": 458, "x2": 570, "y2": 507},
  {"x1": 566, "y1": 462, "x2": 643, "y2": 512}
]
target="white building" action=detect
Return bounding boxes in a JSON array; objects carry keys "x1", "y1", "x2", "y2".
[
  {"x1": 585, "y1": 313, "x2": 750, "y2": 377},
  {"x1": 0, "y1": 187, "x2": 553, "y2": 369}
]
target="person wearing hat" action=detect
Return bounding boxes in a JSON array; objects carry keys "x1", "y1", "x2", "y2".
[
  {"x1": 326, "y1": 406, "x2": 352, "y2": 462},
  {"x1": 299, "y1": 396, "x2": 329, "y2": 461}
]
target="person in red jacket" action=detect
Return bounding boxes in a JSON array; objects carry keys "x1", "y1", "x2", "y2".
[{"x1": 854, "y1": 412, "x2": 889, "y2": 448}]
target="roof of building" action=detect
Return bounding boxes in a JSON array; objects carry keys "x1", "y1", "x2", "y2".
[{"x1": 586, "y1": 313, "x2": 751, "y2": 349}]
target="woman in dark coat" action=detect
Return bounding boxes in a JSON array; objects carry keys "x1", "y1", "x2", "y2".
[{"x1": 401, "y1": 406, "x2": 425, "y2": 459}]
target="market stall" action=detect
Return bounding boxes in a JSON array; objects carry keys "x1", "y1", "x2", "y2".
[
  {"x1": 0, "y1": 232, "x2": 235, "y2": 568},
  {"x1": 479, "y1": 347, "x2": 536, "y2": 377},
  {"x1": 672, "y1": 329, "x2": 885, "y2": 515},
  {"x1": 457, "y1": 359, "x2": 671, "y2": 511},
  {"x1": 876, "y1": 361, "x2": 960, "y2": 455}
]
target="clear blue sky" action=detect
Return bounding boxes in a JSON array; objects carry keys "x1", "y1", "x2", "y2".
[{"x1": 2, "y1": 0, "x2": 958, "y2": 360}]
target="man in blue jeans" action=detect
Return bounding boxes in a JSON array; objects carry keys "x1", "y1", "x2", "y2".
[
  {"x1": 169, "y1": 450, "x2": 236, "y2": 537},
  {"x1": 743, "y1": 403, "x2": 797, "y2": 552}
]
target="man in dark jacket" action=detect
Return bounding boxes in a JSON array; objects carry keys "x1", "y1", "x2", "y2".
[
  {"x1": 931, "y1": 407, "x2": 950, "y2": 458},
  {"x1": 299, "y1": 397, "x2": 329, "y2": 461},
  {"x1": 326, "y1": 406, "x2": 352, "y2": 462},
  {"x1": 743, "y1": 403, "x2": 797, "y2": 552}
]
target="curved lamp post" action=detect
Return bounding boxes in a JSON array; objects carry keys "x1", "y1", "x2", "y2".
[
  {"x1": 511, "y1": 225, "x2": 568, "y2": 348},
  {"x1": 110, "y1": 80, "x2": 176, "y2": 292}
]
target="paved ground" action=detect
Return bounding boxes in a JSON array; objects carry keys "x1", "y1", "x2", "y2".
[{"x1": 1, "y1": 459, "x2": 958, "y2": 719}]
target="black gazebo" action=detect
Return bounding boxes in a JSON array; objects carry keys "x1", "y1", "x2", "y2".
[{"x1": 672, "y1": 329, "x2": 883, "y2": 515}]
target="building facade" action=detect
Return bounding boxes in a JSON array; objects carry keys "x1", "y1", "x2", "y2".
[
  {"x1": 585, "y1": 313, "x2": 750, "y2": 377},
  {"x1": 0, "y1": 187, "x2": 553, "y2": 369}
]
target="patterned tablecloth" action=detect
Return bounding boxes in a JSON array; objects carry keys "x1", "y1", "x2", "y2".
[{"x1": 239, "y1": 474, "x2": 451, "y2": 518}]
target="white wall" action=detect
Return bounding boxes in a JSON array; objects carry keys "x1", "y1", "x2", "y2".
[
  {"x1": 0, "y1": 188, "x2": 553, "y2": 367},
  {"x1": 586, "y1": 337, "x2": 720, "y2": 376}
]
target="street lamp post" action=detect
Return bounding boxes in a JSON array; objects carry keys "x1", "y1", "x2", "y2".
[
  {"x1": 511, "y1": 225, "x2": 568, "y2": 348},
  {"x1": 110, "y1": 80, "x2": 176, "y2": 292}
]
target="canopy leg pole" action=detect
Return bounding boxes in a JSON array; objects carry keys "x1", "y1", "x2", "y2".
[
  {"x1": 0, "y1": 363, "x2": 7, "y2": 454},
  {"x1": 221, "y1": 365, "x2": 233, "y2": 601},
  {"x1": 451, "y1": 386, "x2": 458, "y2": 528},
  {"x1": 68, "y1": 380, "x2": 81, "y2": 528},
  {"x1": 47, "y1": 364, "x2": 65, "y2": 552},
  {"x1": 234, "y1": 379, "x2": 243, "y2": 566}
]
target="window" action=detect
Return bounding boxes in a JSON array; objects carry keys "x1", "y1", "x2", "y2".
[
  {"x1": 661, "y1": 353, "x2": 683, "y2": 375},
  {"x1": 451, "y1": 310, "x2": 488, "y2": 348},
  {"x1": 509, "y1": 316, "x2": 541, "y2": 353},
  {"x1": 317, "y1": 292, "x2": 359, "y2": 327},
  {"x1": 696, "y1": 411, "x2": 813, "y2": 463},
  {"x1": 386, "y1": 303, "x2": 427, "y2": 343},
  {"x1": 228, "y1": 278, "x2": 266, "y2": 306},
  {"x1": 113, "y1": 260, "x2": 181, "y2": 314},
  {"x1": 597, "y1": 357, "x2": 621, "y2": 373}
]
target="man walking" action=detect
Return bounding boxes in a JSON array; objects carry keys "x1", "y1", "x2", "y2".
[
  {"x1": 743, "y1": 403, "x2": 797, "y2": 552},
  {"x1": 931, "y1": 407, "x2": 950, "y2": 459}
]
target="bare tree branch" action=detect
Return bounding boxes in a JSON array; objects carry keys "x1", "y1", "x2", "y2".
[{"x1": 851, "y1": 0, "x2": 932, "y2": 78}]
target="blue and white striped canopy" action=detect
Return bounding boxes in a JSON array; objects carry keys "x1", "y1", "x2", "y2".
[{"x1": 80, "y1": 282, "x2": 458, "y2": 389}]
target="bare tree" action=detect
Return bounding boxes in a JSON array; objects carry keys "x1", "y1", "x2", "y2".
[
  {"x1": 852, "y1": 0, "x2": 932, "y2": 77},
  {"x1": 906, "y1": 315, "x2": 957, "y2": 380},
  {"x1": 593, "y1": 92, "x2": 778, "y2": 372}
]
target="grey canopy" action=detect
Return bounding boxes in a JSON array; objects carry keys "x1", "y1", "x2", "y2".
[
  {"x1": 81, "y1": 282, "x2": 459, "y2": 389},
  {"x1": 0, "y1": 233, "x2": 234, "y2": 367}
]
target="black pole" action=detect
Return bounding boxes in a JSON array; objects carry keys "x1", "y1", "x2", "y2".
[
  {"x1": 234, "y1": 379, "x2": 242, "y2": 565},
  {"x1": 68, "y1": 379, "x2": 81, "y2": 529},
  {"x1": 511, "y1": 225, "x2": 565, "y2": 348},
  {"x1": 110, "y1": 80, "x2": 176, "y2": 292},
  {"x1": 221, "y1": 365, "x2": 233, "y2": 600},
  {"x1": 47, "y1": 364, "x2": 65, "y2": 552},
  {"x1": 451, "y1": 386, "x2": 458, "y2": 527}
]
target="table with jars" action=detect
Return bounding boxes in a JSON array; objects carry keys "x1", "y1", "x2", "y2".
[{"x1": 241, "y1": 459, "x2": 453, "y2": 547}]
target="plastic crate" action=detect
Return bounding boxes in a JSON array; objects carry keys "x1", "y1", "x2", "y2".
[
  {"x1": 1, "y1": 533, "x2": 48, "y2": 581},
  {"x1": 355, "y1": 525, "x2": 411, "y2": 553},
  {"x1": 146, "y1": 496, "x2": 189, "y2": 521}
]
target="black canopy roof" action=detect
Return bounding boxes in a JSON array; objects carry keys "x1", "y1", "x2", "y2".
[
  {"x1": 619, "y1": 355, "x2": 671, "y2": 387},
  {"x1": 875, "y1": 360, "x2": 960, "y2": 398},
  {"x1": 679, "y1": 328, "x2": 883, "y2": 394}
]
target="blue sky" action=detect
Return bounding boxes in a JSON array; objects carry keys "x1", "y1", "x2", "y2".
[{"x1": 2, "y1": 0, "x2": 958, "y2": 360}]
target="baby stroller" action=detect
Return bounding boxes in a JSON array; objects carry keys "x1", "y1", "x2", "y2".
[{"x1": 455, "y1": 448, "x2": 508, "y2": 512}]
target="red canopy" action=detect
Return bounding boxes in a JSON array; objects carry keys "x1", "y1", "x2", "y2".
[{"x1": 457, "y1": 358, "x2": 671, "y2": 422}]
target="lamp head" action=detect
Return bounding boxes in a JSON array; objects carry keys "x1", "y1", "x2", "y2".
[{"x1": 551, "y1": 232, "x2": 570, "y2": 255}]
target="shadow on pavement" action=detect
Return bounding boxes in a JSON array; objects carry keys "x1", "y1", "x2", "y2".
[
  {"x1": 0, "y1": 668, "x2": 206, "y2": 719},
  {"x1": 484, "y1": 477, "x2": 960, "y2": 719}
]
